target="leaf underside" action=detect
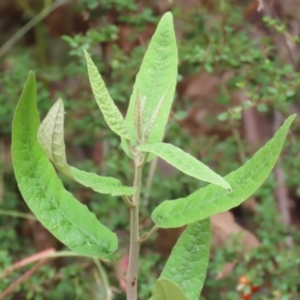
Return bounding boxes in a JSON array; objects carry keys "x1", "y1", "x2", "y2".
[
  {"x1": 12, "y1": 72, "x2": 118, "y2": 257},
  {"x1": 152, "y1": 115, "x2": 295, "y2": 228},
  {"x1": 84, "y1": 50, "x2": 129, "y2": 140},
  {"x1": 38, "y1": 99, "x2": 135, "y2": 196},
  {"x1": 159, "y1": 219, "x2": 211, "y2": 300},
  {"x1": 152, "y1": 278, "x2": 188, "y2": 300},
  {"x1": 37, "y1": 98, "x2": 70, "y2": 174},
  {"x1": 138, "y1": 142, "x2": 231, "y2": 190},
  {"x1": 121, "y1": 12, "x2": 178, "y2": 160},
  {"x1": 70, "y1": 167, "x2": 136, "y2": 196}
]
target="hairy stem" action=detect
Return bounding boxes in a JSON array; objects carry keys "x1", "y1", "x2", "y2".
[{"x1": 126, "y1": 154, "x2": 143, "y2": 300}]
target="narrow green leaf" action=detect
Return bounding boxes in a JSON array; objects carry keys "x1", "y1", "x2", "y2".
[
  {"x1": 152, "y1": 115, "x2": 295, "y2": 228},
  {"x1": 70, "y1": 167, "x2": 136, "y2": 196},
  {"x1": 138, "y1": 143, "x2": 231, "y2": 190},
  {"x1": 159, "y1": 219, "x2": 211, "y2": 300},
  {"x1": 12, "y1": 72, "x2": 117, "y2": 257},
  {"x1": 84, "y1": 50, "x2": 130, "y2": 140},
  {"x1": 38, "y1": 99, "x2": 135, "y2": 196},
  {"x1": 122, "y1": 12, "x2": 178, "y2": 158},
  {"x1": 152, "y1": 278, "x2": 188, "y2": 300}
]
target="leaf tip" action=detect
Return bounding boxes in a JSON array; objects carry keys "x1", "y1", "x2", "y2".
[
  {"x1": 28, "y1": 70, "x2": 35, "y2": 78},
  {"x1": 162, "y1": 11, "x2": 173, "y2": 20}
]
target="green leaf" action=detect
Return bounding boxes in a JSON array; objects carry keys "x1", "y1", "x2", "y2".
[
  {"x1": 159, "y1": 219, "x2": 211, "y2": 300},
  {"x1": 38, "y1": 99, "x2": 135, "y2": 196},
  {"x1": 37, "y1": 98, "x2": 70, "y2": 175},
  {"x1": 70, "y1": 167, "x2": 136, "y2": 196},
  {"x1": 84, "y1": 50, "x2": 130, "y2": 140},
  {"x1": 122, "y1": 12, "x2": 178, "y2": 159},
  {"x1": 152, "y1": 278, "x2": 188, "y2": 300},
  {"x1": 152, "y1": 115, "x2": 295, "y2": 228},
  {"x1": 138, "y1": 143, "x2": 231, "y2": 190},
  {"x1": 12, "y1": 72, "x2": 117, "y2": 257}
]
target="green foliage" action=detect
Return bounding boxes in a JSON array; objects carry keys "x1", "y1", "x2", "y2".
[
  {"x1": 175, "y1": 2, "x2": 300, "y2": 121},
  {"x1": 203, "y1": 189, "x2": 300, "y2": 299},
  {"x1": 121, "y1": 12, "x2": 178, "y2": 159},
  {"x1": 85, "y1": 50, "x2": 130, "y2": 140},
  {"x1": 12, "y1": 13, "x2": 295, "y2": 300},
  {"x1": 12, "y1": 72, "x2": 117, "y2": 258},
  {"x1": 38, "y1": 98, "x2": 135, "y2": 196},
  {"x1": 151, "y1": 115, "x2": 295, "y2": 228},
  {"x1": 5, "y1": 2, "x2": 298, "y2": 299},
  {"x1": 159, "y1": 219, "x2": 211, "y2": 300},
  {"x1": 138, "y1": 143, "x2": 231, "y2": 190},
  {"x1": 152, "y1": 278, "x2": 188, "y2": 300}
]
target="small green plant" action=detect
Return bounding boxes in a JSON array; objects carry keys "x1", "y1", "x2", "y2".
[{"x1": 11, "y1": 12, "x2": 295, "y2": 300}]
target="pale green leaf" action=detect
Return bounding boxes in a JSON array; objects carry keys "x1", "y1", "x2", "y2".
[
  {"x1": 70, "y1": 167, "x2": 136, "y2": 196},
  {"x1": 138, "y1": 143, "x2": 231, "y2": 190},
  {"x1": 12, "y1": 72, "x2": 117, "y2": 257},
  {"x1": 84, "y1": 50, "x2": 129, "y2": 140},
  {"x1": 152, "y1": 115, "x2": 295, "y2": 228},
  {"x1": 159, "y1": 219, "x2": 211, "y2": 300},
  {"x1": 38, "y1": 99, "x2": 135, "y2": 196},
  {"x1": 152, "y1": 278, "x2": 188, "y2": 300},
  {"x1": 122, "y1": 12, "x2": 178, "y2": 159},
  {"x1": 38, "y1": 98, "x2": 70, "y2": 175}
]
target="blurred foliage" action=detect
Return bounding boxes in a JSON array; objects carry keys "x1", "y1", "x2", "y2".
[{"x1": 1, "y1": 0, "x2": 300, "y2": 299}]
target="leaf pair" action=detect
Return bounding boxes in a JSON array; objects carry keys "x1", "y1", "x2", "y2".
[
  {"x1": 12, "y1": 73, "x2": 117, "y2": 258},
  {"x1": 84, "y1": 13, "x2": 178, "y2": 159},
  {"x1": 84, "y1": 12, "x2": 232, "y2": 191},
  {"x1": 151, "y1": 114, "x2": 295, "y2": 228},
  {"x1": 76, "y1": 13, "x2": 179, "y2": 164},
  {"x1": 37, "y1": 98, "x2": 135, "y2": 197}
]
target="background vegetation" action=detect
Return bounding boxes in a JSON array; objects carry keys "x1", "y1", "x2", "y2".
[{"x1": 1, "y1": 0, "x2": 300, "y2": 299}]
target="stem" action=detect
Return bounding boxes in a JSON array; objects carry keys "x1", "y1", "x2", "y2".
[
  {"x1": 126, "y1": 154, "x2": 143, "y2": 300},
  {"x1": 143, "y1": 156, "x2": 158, "y2": 206},
  {"x1": 121, "y1": 195, "x2": 135, "y2": 208},
  {"x1": 93, "y1": 258, "x2": 112, "y2": 300},
  {"x1": 0, "y1": 0, "x2": 66, "y2": 58},
  {"x1": 0, "y1": 209, "x2": 37, "y2": 221},
  {"x1": 139, "y1": 225, "x2": 158, "y2": 244}
]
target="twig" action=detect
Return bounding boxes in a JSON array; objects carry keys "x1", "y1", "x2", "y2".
[
  {"x1": 93, "y1": 258, "x2": 113, "y2": 300},
  {"x1": 0, "y1": 0, "x2": 66, "y2": 58},
  {"x1": 0, "y1": 209, "x2": 37, "y2": 221},
  {"x1": 228, "y1": 115, "x2": 246, "y2": 162},
  {"x1": 0, "y1": 249, "x2": 84, "y2": 279},
  {"x1": 143, "y1": 156, "x2": 158, "y2": 206},
  {"x1": 273, "y1": 111, "x2": 291, "y2": 227},
  {"x1": 121, "y1": 195, "x2": 135, "y2": 208},
  {"x1": 257, "y1": 0, "x2": 264, "y2": 12},
  {"x1": 139, "y1": 225, "x2": 159, "y2": 244},
  {"x1": 101, "y1": 259, "x2": 126, "y2": 281},
  {"x1": 263, "y1": 0, "x2": 297, "y2": 69},
  {"x1": 126, "y1": 154, "x2": 144, "y2": 300},
  {"x1": 0, "y1": 259, "x2": 47, "y2": 299}
]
